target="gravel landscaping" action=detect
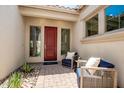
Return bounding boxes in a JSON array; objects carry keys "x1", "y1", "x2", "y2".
[{"x1": 0, "y1": 63, "x2": 41, "y2": 88}]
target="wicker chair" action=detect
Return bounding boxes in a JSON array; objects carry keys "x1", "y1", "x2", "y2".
[{"x1": 79, "y1": 66, "x2": 117, "y2": 88}]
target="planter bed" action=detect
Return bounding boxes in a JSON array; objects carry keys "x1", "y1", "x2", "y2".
[{"x1": 0, "y1": 63, "x2": 41, "y2": 88}]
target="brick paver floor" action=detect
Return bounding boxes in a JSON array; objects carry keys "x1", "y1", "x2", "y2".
[{"x1": 35, "y1": 62, "x2": 78, "y2": 88}]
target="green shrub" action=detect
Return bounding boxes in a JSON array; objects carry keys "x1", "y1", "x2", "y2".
[
  {"x1": 8, "y1": 72, "x2": 21, "y2": 88},
  {"x1": 22, "y1": 63, "x2": 33, "y2": 73}
]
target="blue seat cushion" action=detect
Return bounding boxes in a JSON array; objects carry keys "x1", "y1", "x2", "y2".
[
  {"x1": 62, "y1": 59, "x2": 71, "y2": 64},
  {"x1": 62, "y1": 59, "x2": 72, "y2": 67},
  {"x1": 98, "y1": 59, "x2": 115, "y2": 68},
  {"x1": 76, "y1": 68, "x2": 81, "y2": 78}
]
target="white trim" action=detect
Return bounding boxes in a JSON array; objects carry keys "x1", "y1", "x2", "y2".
[
  {"x1": 19, "y1": 5, "x2": 80, "y2": 15},
  {"x1": 81, "y1": 28, "x2": 124, "y2": 44},
  {"x1": 19, "y1": 6, "x2": 78, "y2": 22},
  {"x1": 80, "y1": 6, "x2": 106, "y2": 21},
  {"x1": 105, "y1": 28, "x2": 124, "y2": 35}
]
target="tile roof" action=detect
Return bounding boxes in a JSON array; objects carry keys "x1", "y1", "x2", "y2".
[{"x1": 49, "y1": 5, "x2": 82, "y2": 10}]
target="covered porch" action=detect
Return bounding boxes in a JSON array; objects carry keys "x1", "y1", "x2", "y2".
[
  {"x1": 0, "y1": 5, "x2": 124, "y2": 88},
  {"x1": 19, "y1": 5, "x2": 83, "y2": 63}
]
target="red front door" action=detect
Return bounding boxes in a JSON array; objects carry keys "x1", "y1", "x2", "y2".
[{"x1": 44, "y1": 26, "x2": 57, "y2": 61}]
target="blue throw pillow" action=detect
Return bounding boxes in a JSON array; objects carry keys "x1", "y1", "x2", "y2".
[{"x1": 98, "y1": 59, "x2": 115, "y2": 68}]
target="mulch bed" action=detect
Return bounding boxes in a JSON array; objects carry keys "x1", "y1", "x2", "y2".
[{"x1": 0, "y1": 63, "x2": 41, "y2": 88}]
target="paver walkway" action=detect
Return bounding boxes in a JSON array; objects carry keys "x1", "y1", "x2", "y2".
[{"x1": 35, "y1": 62, "x2": 78, "y2": 88}]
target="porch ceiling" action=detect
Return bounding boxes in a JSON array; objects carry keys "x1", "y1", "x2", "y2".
[{"x1": 19, "y1": 5, "x2": 83, "y2": 22}]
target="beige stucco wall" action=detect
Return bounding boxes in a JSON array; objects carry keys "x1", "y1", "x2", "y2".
[
  {"x1": 19, "y1": 6, "x2": 78, "y2": 22},
  {"x1": 24, "y1": 17, "x2": 74, "y2": 63},
  {"x1": 0, "y1": 6, "x2": 25, "y2": 80},
  {"x1": 1, "y1": 5, "x2": 123, "y2": 87},
  {"x1": 72, "y1": 5, "x2": 124, "y2": 87}
]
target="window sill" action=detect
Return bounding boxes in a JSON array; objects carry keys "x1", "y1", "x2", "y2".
[{"x1": 81, "y1": 28, "x2": 124, "y2": 44}]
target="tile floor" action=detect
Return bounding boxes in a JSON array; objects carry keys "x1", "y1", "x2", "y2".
[{"x1": 35, "y1": 62, "x2": 78, "y2": 88}]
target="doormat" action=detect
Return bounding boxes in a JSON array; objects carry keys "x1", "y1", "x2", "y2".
[{"x1": 43, "y1": 62, "x2": 58, "y2": 65}]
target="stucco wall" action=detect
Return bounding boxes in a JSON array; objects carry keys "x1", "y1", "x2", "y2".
[
  {"x1": 24, "y1": 17, "x2": 74, "y2": 63},
  {"x1": 72, "y1": 5, "x2": 124, "y2": 87},
  {"x1": 0, "y1": 6, "x2": 25, "y2": 80},
  {"x1": 19, "y1": 6, "x2": 78, "y2": 22}
]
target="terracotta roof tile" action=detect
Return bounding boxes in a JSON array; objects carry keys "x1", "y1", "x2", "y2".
[{"x1": 47, "y1": 5, "x2": 82, "y2": 10}]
